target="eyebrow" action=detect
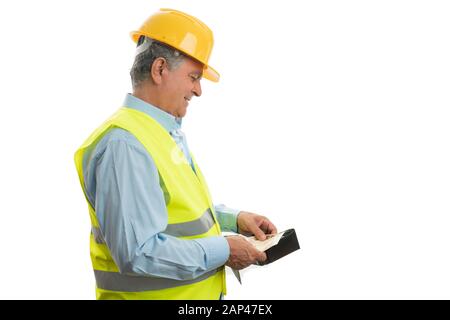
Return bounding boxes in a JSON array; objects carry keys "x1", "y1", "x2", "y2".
[{"x1": 189, "y1": 71, "x2": 203, "y2": 77}]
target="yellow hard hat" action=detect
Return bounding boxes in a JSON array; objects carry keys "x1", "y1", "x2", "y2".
[{"x1": 130, "y1": 8, "x2": 220, "y2": 82}]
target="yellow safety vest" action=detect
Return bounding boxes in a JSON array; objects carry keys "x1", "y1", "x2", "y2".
[{"x1": 74, "y1": 107, "x2": 226, "y2": 299}]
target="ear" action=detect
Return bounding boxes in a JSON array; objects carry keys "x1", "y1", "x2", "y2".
[{"x1": 150, "y1": 57, "x2": 168, "y2": 85}]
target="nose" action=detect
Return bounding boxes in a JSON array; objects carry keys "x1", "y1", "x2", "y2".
[{"x1": 192, "y1": 80, "x2": 202, "y2": 97}]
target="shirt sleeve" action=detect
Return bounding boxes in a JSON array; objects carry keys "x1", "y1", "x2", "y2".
[
  {"x1": 84, "y1": 129, "x2": 230, "y2": 280},
  {"x1": 214, "y1": 204, "x2": 240, "y2": 232}
]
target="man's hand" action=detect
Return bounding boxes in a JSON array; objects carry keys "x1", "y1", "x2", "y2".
[
  {"x1": 237, "y1": 211, "x2": 278, "y2": 240},
  {"x1": 225, "y1": 236, "x2": 267, "y2": 270}
]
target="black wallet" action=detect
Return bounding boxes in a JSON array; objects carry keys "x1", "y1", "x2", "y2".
[{"x1": 260, "y1": 228, "x2": 300, "y2": 265}]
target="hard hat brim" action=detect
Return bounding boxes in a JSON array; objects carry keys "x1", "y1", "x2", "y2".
[{"x1": 203, "y1": 65, "x2": 220, "y2": 83}]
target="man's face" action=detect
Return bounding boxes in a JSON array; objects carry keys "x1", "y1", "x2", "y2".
[{"x1": 160, "y1": 57, "x2": 203, "y2": 118}]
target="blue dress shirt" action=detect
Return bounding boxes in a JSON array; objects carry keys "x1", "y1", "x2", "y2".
[{"x1": 82, "y1": 94, "x2": 239, "y2": 280}]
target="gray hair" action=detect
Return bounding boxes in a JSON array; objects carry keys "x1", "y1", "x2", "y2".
[{"x1": 130, "y1": 36, "x2": 185, "y2": 88}]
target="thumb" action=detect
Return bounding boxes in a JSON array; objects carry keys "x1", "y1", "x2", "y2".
[{"x1": 257, "y1": 250, "x2": 267, "y2": 262}]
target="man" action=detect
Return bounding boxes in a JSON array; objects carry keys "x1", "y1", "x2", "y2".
[{"x1": 74, "y1": 8, "x2": 277, "y2": 300}]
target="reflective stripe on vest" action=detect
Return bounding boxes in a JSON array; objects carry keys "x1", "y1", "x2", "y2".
[
  {"x1": 94, "y1": 268, "x2": 220, "y2": 292},
  {"x1": 91, "y1": 208, "x2": 215, "y2": 244},
  {"x1": 164, "y1": 208, "x2": 215, "y2": 237},
  {"x1": 91, "y1": 226, "x2": 105, "y2": 244}
]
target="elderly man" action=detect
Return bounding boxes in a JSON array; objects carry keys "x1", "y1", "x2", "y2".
[{"x1": 74, "y1": 8, "x2": 277, "y2": 300}]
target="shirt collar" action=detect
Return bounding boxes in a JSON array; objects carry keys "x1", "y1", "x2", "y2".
[{"x1": 123, "y1": 93, "x2": 182, "y2": 132}]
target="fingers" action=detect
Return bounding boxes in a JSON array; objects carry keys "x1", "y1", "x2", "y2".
[
  {"x1": 249, "y1": 218, "x2": 278, "y2": 240},
  {"x1": 267, "y1": 221, "x2": 277, "y2": 235},
  {"x1": 243, "y1": 238, "x2": 266, "y2": 264},
  {"x1": 247, "y1": 244, "x2": 266, "y2": 266},
  {"x1": 260, "y1": 218, "x2": 277, "y2": 235},
  {"x1": 250, "y1": 224, "x2": 267, "y2": 240},
  {"x1": 225, "y1": 235, "x2": 267, "y2": 269}
]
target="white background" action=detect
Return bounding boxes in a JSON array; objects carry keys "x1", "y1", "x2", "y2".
[{"x1": 0, "y1": 0, "x2": 449, "y2": 299}]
